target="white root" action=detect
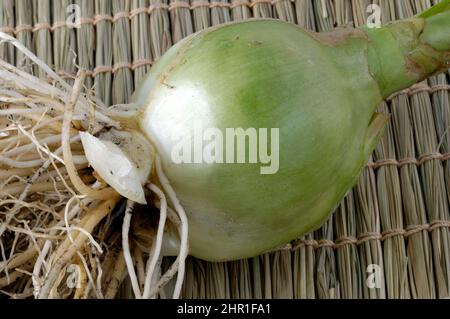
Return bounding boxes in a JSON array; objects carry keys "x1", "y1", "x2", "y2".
[
  {"x1": 122, "y1": 200, "x2": 142, "y2": 299},
  {"x1": 0, "y1": 135, "x2": 84, "y2": 238},
  {"x1": 37, "y1": 198, "x2": 118, "y2": 299},
  {"x1": 32, "y1": 240, "x2": 51, "y2": 298},
  {"x1": 148, "y1": 256, "x2": 181, "y2": 298},
  {"x1": 155, "y1": 156, "x2": 189, "y2": 299},
  {"x1": 61, "y1": 72, "x2": 116, "y2": 201},
  {"x1": 0, "y1": 108, "x2": 51, "y2": 116},
  {"x1": 0, "y1": 156, "x2": 45, "y2": 168},
  {"x1": 94, "y1": 254, "x2": 105, "y2": 299},
  {"x1": 64, "y1": 196, "x2": 83, "y2": 244},
  {"x1": 142, "y1": 184, "x2": 168, "y2": 299},
  {"x1": 0, "y1": 37, "x2": 191, "y2": 300},
  {"x1": 3, "y1": 134, "x2": 63, "y2": 157},
  {"x1": 0, "y1": 31, "x2": 119, "y2": 129},
  {"x1": 76, "y1": 251, "x2": 101, "y2": 299},
  {"x1": 0, "y1": 49, "x2": 123, "y2": 299},
  {"x1": 16, "y1": 125, "x2": 65, "y2": 164}
]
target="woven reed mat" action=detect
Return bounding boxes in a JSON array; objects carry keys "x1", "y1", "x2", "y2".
[{"x1": 1, "y1": 0, "x2": 450, "y2": 299}]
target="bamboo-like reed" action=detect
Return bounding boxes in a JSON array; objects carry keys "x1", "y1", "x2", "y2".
[
  {"x1": 251, "y1": 0, "x2": 273, "y2": 19},
  {"x1": 53, "y1": 0, "x2": 77, "y2": 80},
  {"x1": 15, "y1": 0, "x2": 33, "y2": 73},
  {"x1": 211, "y1": 0, "x2": 231, "y2": 25},
  {"x1": 94, "y1": 0, "x2": 113, "y2": 106},
  {"x1": 149, "y1": 0, "x2": 171, "y2": 59},
  {"x1": 75, "y1": 0, "x2": 95, "y2": 89},
  {"x1": 131, "y1": 0, "x2": 152, "y2": 84},
  {"x1": 32, "y1": 0, "x2": 52, "y2": 79},
  {"x1": 112, "y1": 0, "x2": 133, "y2": 104},
  {"x1": 231, "y1": 0, "x2": 252, "y2": 21},
  {"x1": 192, "y1": 0, "x2": 211, "y2": 31},
  {"x1": 0, "y1": 1, "x2": 15, "y2": 63},
  {"x1": 169, "y1": 0, "x2": 193, "y2": 43}
]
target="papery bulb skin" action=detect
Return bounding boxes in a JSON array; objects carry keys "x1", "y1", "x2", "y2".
[{"x1": 134, "y1": 15, "x2": 450, "y2": 261}]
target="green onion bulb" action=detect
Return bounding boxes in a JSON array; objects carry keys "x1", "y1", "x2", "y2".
[{"x1": 131, "y1": 4, "x2": 450, "y2": 261}]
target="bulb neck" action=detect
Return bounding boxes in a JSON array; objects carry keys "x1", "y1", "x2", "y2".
[{"x1": 363, "y1": 12, "x2": 450, "y2": 99}]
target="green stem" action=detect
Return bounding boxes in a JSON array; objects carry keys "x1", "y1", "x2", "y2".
[
  {"x1": 418, "y1": 0, "x2": 450, "y2": 18},
  {"x1": 420, "y1": 10, "x2": 450, "y2": 52},
  {"x1": 363, "y1": 5, "x2": 450, "y2": 99}
]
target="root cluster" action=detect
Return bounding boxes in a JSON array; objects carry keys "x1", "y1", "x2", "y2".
[{"x1": 0, "y1": 32, "x2": 188, "y2": 299}]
